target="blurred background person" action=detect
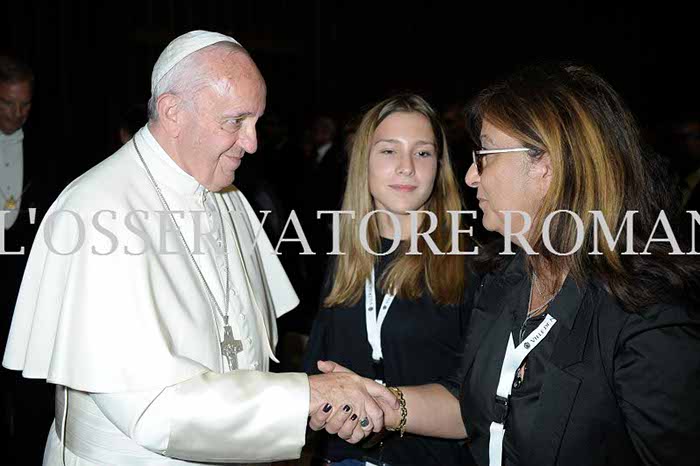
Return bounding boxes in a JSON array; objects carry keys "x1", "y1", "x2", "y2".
[
  {"x1": 0, "y1": 54, "x2": 33, "y2": 234},
  {"x1": 0, "y1": 53, "x2": 55, "y2": 466}
]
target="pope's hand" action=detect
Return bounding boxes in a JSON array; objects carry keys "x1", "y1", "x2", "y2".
[{"x1": 308, "y1": 360, "x2": 398, "y2": 444}]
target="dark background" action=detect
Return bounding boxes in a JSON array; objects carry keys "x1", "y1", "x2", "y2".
[{"x1": 1, "y1": 0, "x2": 696, "y2": 187}]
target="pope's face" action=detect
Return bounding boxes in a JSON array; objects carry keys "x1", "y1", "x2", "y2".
[
  {"x1": 0, "y1": 80, "x2": 33, "y2": 135},
  {"x1": 175, "y1": 51, "x2": 266, "y2": 192}
]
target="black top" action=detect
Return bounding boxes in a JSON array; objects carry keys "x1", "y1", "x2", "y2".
[
  {"x1": 503, "y1": 311, "x2": 554, "y2": 465},
  {"x1": 304, "y1": 238, "x2": 476, "y2": 466},
  {"x1": 441, "y1": 253, "x2": 700, "y2": 466},
  {"x1": 462, "y1": 272, "x2": 561, "y2": 466}
]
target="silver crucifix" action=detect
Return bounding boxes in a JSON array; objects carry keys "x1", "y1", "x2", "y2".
[{"x1": 221, "y1": 317, "x2": 243, "y2": 371}]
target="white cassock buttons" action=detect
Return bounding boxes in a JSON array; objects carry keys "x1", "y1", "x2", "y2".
[
  {"x1": 240, "y1": 312, "x2": 246, "y2": 321},
  {"x1": 252, "y1": 361, "x2": 259, "y2": 369}
]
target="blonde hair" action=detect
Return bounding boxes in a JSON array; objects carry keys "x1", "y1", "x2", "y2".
[{"x1": 324, "y1": 94, "x2": 467, "y2": 307}]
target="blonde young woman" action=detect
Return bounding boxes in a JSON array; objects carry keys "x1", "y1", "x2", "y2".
[
  {"x1": 315, "y1": 64, "x2": 700, "y2": 466},
  {"x1": 304, "y1": 94, "x2": 476, "y2": 466}
]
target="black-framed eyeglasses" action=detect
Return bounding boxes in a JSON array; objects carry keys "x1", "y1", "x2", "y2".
[{"x1": 471, "y1": 147, "x2": 542, "y2": 175}]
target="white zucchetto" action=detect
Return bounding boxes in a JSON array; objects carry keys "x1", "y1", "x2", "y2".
[{"x1": 150, "y1": 30, "x2": 241, "y2": 93}]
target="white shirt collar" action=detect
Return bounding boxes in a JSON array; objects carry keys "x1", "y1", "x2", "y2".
[
  {"x1": 135, "y1": 125, "x2": 204, "y2": 197},
  {"x1": 315, "y1": 142, "x2": 332, "y2": 164},
  {"x1": 0, "y1": 128, "x2": 24, "y2": 145},
  {"x1": 0, "y1": 128, "x2": 24, "y2": 230}
]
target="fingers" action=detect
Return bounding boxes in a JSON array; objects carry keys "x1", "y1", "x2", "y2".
[
  {"x1": 307, "y1": 372, "x2": 385, "y2": 436},
  {"x1": 316, "y1": 360, "x2": 335, "y2": 373},
  {"x1": 317, "y1": 360, "x2": 354, "y2": 374},
  {"x1": 308, "y1": 402, "x2": 333, "y2": 431},
  {"x1": 358, "y1": 415, "x2": 373, "y2": 434},
  {"x1": 349, "y1": 415, "x2": 374, "y2": 444},
  {"x1": 332, "y1": 406, "x2": 371, "y2": 444},
  {"x1": 347, "y1": 422, "x2": 368, "y2": 444},
  {"x1": 336, "y1": 410, "x2": 361, "y2": 441},
  {"x1": 324, "y1": 403, "x2": 355, "y2": 435},
  {"x1": 362, "y1": 393, "x2": 385, "y2": 432}
]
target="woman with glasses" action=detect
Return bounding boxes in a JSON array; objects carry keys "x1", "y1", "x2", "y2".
[
  {"x1": 314, "y1": 64, "x2": 700, "y2": 465},
  {"x1": 304, "y1": 94, "x2": 476, "y2": 466}
]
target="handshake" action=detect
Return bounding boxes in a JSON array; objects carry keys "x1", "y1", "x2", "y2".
[{"x1": 307, "y1": 360, "x2": 401, "y2": 444}]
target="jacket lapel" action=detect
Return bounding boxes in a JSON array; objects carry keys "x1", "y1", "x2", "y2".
[
  {"x1": 460, "y1": 256, "x2": 528, "y2": 380},
  {"x1": 525, "y1": 279, "x2": 595, "y2": 466}
]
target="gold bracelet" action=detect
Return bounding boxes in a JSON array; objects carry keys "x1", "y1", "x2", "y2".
[{"x1": 386, "y1": 386, "x2": 407, "y2": 437}]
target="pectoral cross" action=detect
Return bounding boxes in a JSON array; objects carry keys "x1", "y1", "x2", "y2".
[{"x1": 221, "y1": 316, "x2": 243, "y2": 371}]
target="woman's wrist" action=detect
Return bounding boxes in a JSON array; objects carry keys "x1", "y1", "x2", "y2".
[
  {"x1": 385, "y1": 386, "x2": 407, "y2": 436},
  {"x1": 383, "y1": 400, "x2": 401, "y2": 429}
]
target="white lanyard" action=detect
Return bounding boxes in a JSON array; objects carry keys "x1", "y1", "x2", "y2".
[
  {"x1": 364, "y1": 267, "x2": 396, "y2": 362},
  {"x1": 489, "y1": 314, "x2": 557, "y2": 466}
]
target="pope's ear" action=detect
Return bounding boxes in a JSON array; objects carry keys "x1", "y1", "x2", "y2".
[{"x1": 155, "y1": 93, "x2": 185, "y2": 137}]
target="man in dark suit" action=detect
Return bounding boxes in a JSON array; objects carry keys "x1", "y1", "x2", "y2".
[
  {"x1": 309, "y1": 116, "x2": 346, "y2": 211},
  {"x1": 1, "y1": 54, "x2": 35, "y2": 352},
  {"x1": 1, "y1": 54, "x2": 55, "y2": 465}
]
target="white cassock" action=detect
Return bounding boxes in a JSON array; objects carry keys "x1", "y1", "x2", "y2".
[{"x1": 2, "y1": 126, "x2": 309, "y2": 465}]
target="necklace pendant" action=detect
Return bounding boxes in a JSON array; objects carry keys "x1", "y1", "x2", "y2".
[
  {"x1": 4, "y1": 195, "x2": 17, "y2": 210},
  {"x1": 135, "y1": 139, "x2": 243, "y2": 372},
  {"x1": 513, "y1": 363, "x2": 527, "y2": 389},
  {"x1": 512, "y1": 374, "x2": 523, "y2": 390},
  {"x1": 221, "y1": 324, "x2": 243, "y2": 371}
]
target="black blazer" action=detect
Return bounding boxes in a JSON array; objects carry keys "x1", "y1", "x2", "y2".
[{"x1": 451, "y1": 254, "x2": 700, "y2": 466}]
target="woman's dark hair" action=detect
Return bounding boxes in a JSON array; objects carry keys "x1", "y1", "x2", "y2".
[{"x1": 468, "y1": 62, "x2": 699, "y2": 311}]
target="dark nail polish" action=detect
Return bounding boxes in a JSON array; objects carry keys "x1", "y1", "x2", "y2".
[
  {"x1": 322, "y1": 403, "x2": 332, "y2": 413},
  {"x1": 343, "y1": 404, "x2": 351, "y2": 413},
  {"x1": 350, "y1": 414, "x2": 358, "y2": 421}
]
